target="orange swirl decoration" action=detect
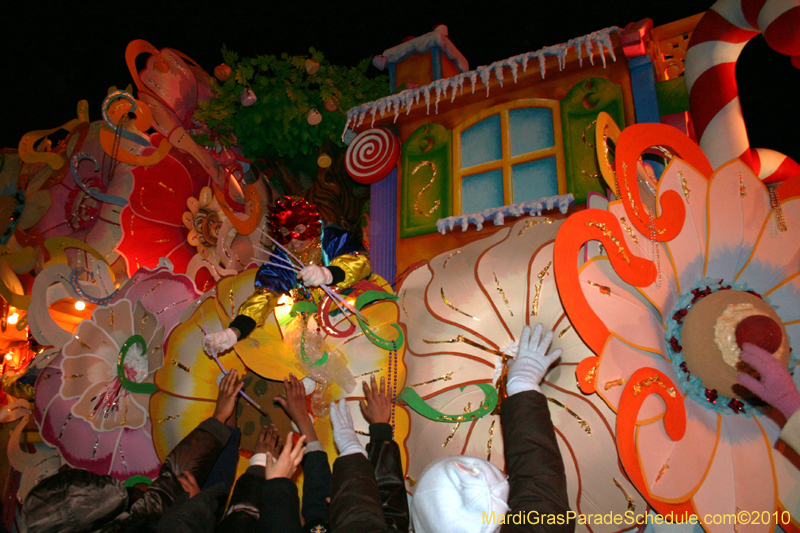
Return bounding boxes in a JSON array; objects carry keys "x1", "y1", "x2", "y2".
[
  {"x1": 554, "y1": 209, "x2": 657, "y2": 356},
  {"x1": 615, "y1": 123, "x2": 711, "y2": 241},
  {"x1": 616, "y1": 368, "x2": 693, "y2": 520}
]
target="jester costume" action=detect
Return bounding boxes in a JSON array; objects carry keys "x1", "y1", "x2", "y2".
[{"x1": 227, "y1": 197, "x2": 370, "y2": 341}]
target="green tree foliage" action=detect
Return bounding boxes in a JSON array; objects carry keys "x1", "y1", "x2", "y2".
[{"x1": 194, "y1": 47, "x2": 388, "y2": 164}]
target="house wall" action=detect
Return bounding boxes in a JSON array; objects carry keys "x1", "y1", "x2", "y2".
[{"x1": 369, "y1": 35, "x2": 635, "y2": 275}]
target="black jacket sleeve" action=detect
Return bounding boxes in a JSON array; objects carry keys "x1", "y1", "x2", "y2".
[
  {"x1": 330, "y1": 453, "x2": 388, "y2": 533},
  {"x1": 500, "y1": 391, "x2": 574, "y2": 533},
  {"x1": 129, "y1": 417, "x2": 231, "y2": 519},
  {"x1": 367, "y1": 423, "x2": 409, "y2": 532}
]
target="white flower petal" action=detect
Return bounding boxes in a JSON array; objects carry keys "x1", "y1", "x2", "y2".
[
  {"x1": 735, "y1": 197, "x2": 800, "y2": 294},
  {"x1": 704, "y1": 161, "x2": 771, "y2": 281}
]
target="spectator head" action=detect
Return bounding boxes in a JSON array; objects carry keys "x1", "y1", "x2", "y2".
[{"x1": 411, "y1": 455, "x2": 509, "y2": 533}]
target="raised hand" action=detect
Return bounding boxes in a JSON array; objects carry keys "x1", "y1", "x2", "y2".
[
  {"x1": 203, "y1": 328, "x2": 238, "y2": 354},
  {"x1": 329, "y1": 399, "x2": 366, "y2": 457},
  {"x1": 274, "y1": 374, "x2": 317, "y2": 441},
  {"x1": 359, "y1": 375, "x2": 391, "y2": 425},
  {"x1": 213, "y1": 369, "x2": 244, "y2": 424},
  {"x1": 506, "y1": 323, "x2": 562, "y2": 396},
  {"x1": 265, "y1": 432, "x2": 306, "y2": 480}
]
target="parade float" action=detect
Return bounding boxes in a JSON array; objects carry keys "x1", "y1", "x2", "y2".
[{"x1": 2, "y1": 0, "x2": 799, "y2": 532}]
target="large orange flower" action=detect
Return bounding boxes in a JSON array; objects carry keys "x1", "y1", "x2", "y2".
[{"x1": 555, "y1": 122, "x2": 800, "y2": 533}]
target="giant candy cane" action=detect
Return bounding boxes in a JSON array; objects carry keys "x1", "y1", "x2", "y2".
[{"x1": 685, "y1": 0, "x2": 800, "y2": 183}]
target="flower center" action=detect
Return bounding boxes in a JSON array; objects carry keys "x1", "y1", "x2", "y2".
[
  {"x1": 66, "y1": 178, "x2": 104, "y2": 231},
  {"x1": 665, "y1": 278, "x2": 792, "y2": 415},
  {"x1": 193, "y1": 208, "x2": 222, "y2": 247}
]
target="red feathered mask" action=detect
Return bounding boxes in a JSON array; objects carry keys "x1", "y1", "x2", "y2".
[{"x1": 268, "y1": 196, "x2": 322, "y2": 245}]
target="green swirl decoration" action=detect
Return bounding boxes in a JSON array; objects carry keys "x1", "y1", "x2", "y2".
[
  {"x1": 396, "y1": 383, "x2": 498, "y2": 422},
  {"x1": 117, "y1": 335, "x2": 158, "y2": 395}
]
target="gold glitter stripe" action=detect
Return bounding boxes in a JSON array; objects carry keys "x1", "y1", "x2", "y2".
[
  {"x1": 618, "y1": 217, "x2": 639, "y2": 244},
  {"x1": 547, "y1": 397, "x2": 591, "y2": 435},
  {"x1": 74, "y1": 336, "x2": 91, "y2": 350},
  {"x1": 531, "y1": 261, "x2": 552, "y2": 317},
  {"x1": 409, "y1": 372, "x2": 454, "y2": 387},
  {"x1": 493, "y1": 273, "x2": 513, "y2": 317},
  {"x1": 518, "y1": 218, "x2": 553, "y2": 236},
  {"x1": 354, "y1": 369, "x2": 381, "y2": 379},
  {"x1": 679, "y1": 170, "x2": 690, "y2": 203},
  {"x1": 442, "y1": 403, "x2": 471, "y2": 448},
  {"x1": 158, "y1": 182, "x2": 176, "y2": 194},
  {"x1": 558, "y1": 325, "x2": 572, "y2": 338},
  {"x1": 584, "y1": 221, "x2": 630, "y2": 264},
  {"x1": 405, "y1": 475, "x2": 417, "y2": 487},
  {"x1": 655, "y1": 462, "x2": 670, "y2": 483},
  {"x1": 486, "y1": 419, "x2": 496, "y2": 461},
  {"x1": 171, "y1": 360, "x2": 190, "y2": 373},
  {"x1": 157, "y1": 415, "x2": 180, "y2": 424},
  {"x1": 441, "y1": 288, "x2": 478, "y2": 320},
  {"x1": 613, "y1": 478, "x2": 636, "y2": 512},
  {"x1": 423, "y1": 336, "x2": 503, "y2": 356},
  {"x1": 141, "y1": 281, "x2": 163, "y2": 301},
  {"x1": 632, "y1": 375, "x2": 676, "y2": 398},
  {"x1": 442, "y1": 250, "x2": 461, "y2": 269},
  {"x1": 586, "y1": 280, "x2": 611, "y2": 295},
  {"x1": 604, "y1": 379, "x2": 625, "y2": 390},
  {"x1": 63, "y1": 374, "x2": 84, "y2": 379},
  {"x1": 157, "y1": 298, "x2": 189, "y2": 315},
  {"x1": 412, "y1": 161, "x2": 440, "y2": 217},
  {"x1": 401, "y1": 290, "x2": 409, "y2": 317}
]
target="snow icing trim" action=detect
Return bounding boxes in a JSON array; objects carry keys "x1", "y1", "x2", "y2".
[
  {"x1": 343, "y1": 27, "x2": 620, "y2": 138},
  {"x1": 436, "y1": 194, "x2": 574, "y2": 234},
  {"x1": 382, "y1": 25, "x2": 470, "y2": 74}
]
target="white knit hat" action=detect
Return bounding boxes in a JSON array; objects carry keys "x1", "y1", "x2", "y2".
[{"x1": 411, "y1": 456, "x2": 510, "y2": 533}]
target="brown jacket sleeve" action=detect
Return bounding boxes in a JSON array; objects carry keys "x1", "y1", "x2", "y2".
[
  {"x1": 330, "y1": 453, "x2": 388, "y2": 533},
  {"x1": 501, "y1": 391, "x2": 574, "y2": 533},
  {"x1": 129, "y1": 417, "x2": 231, "y2": 518}
]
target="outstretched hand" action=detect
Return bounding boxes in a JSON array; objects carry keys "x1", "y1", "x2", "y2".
[
  {"x1": 265, "y1": 432, "x2": 306, "y2": 480},
  {"x1": 506, "y1": 323, "x2": 562, "y2": 396},
  {"x1": 359, "y1": 374, "x2": 391, "y2": 425},
  {"x1": 177, "y1": 470, "x2": 201, "y2": 498},
  {"x1": 255, "y1": 425, "x2": 283, "y2": 457},
  {"x1": 213, "y1": 369, "x2": 243, "y2": 425},
  {"x1": 737, "y1": 343, "x2": 800, "y2": 418},
  {"x1": 274, "y1": 374, "x2": 316, "y2": 440}
]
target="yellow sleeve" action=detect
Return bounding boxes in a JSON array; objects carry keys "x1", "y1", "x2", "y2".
[
  {"x1": 780, "y1": 408, "x2": 800, "y2": 454},
  {"x1": 328, "y1": 253, "x2": 371, "y2": 289},
  {"x1": 237, "y1": 288, "x2": 282, "y2": 327}
]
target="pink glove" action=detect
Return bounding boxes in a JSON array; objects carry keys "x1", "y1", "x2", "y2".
[
  {"x1": 737, "y1": 343, "x2": 800, "y2": 418},
  {"x1": 203, "y1": 328, "x2": 238, "y2": 355},
  {"x1": 297, "y1": 265, "x2": 333, "y2": 287}
]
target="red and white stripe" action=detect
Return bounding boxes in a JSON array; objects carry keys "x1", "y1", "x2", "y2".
[{"x1": 685, "y1": 0, "x2": 800, "y2": 183}]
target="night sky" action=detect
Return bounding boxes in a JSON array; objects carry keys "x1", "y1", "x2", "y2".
[{"x1": 2, "y1": 0, "x2": 797, "y2": 161}]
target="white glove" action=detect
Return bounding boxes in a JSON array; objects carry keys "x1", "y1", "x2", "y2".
[
  {"x1": 506, "y1": 323, "x2": 562, "y2": 396},
  {"x1": 297, "y1": 265, "x2": 334, "y2": 287},
  {"x1": 203, "y1": 328, "x2": 238, "y2": 354},
  {"x1": 329, "y1": 399, "x2": 367, "y2": 458}
]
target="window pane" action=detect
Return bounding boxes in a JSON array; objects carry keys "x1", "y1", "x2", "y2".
[
  {"x1": 461, "y1": 114, "x2": 501, "y2": 168},
  {"x1": 512, "y1": 157, "x2": 558, "y2": 203},
  {"x1": 509, "y1": 107, "x2": 554, "y2": 156},
  {"x1": 462, "y1": 169, "x2": 504, "y2": 214}
]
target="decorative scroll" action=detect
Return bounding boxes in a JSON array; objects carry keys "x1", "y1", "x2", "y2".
[{"x1": 397, "y1": 383, "x2": 498, "y2": 423}]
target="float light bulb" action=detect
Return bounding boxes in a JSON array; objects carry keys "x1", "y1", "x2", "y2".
[
  {"x1": 74, "y1": 301, "x2": 86, "y2": 311},
  {"x1": 7, "y1": 313, "x2": 19, "y2": 325},
  {"x1": 4, "y1": 353, "x2": 12, "y2": 361}
]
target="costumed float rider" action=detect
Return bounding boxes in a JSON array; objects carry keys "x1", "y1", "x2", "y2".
[{"x1": 203, "y1": 196, "x2": 371, "y2": 354}]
